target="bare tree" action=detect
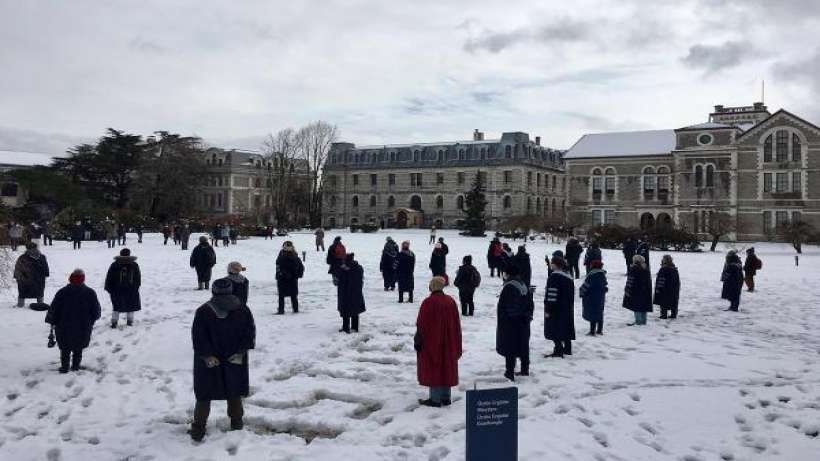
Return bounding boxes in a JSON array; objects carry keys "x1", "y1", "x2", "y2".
[
  {"x1": 262, "y1": 128, "x2": 299, "y2": 228},
  {"x1": 296, "y1": 121, "x2": 338, "y2": 227},
  {"x1": 706, "y1": 211, "x2": 735, "y2": 251},
  {"x1": 777, "y1": 221, "x2": 815, "y2": 254}
]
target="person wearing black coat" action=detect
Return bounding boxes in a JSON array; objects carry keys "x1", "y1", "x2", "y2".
[
  {"x1": 496, "y1": 265, "x2": 533, "y2": 380},
  {"x1": 743, "y1": 247, "x2": 761, "y2": 292},
  {"x1": 117, "y1": 223, "x2": 127, "y2": 245},
  {"x1": 583, "y1": 242, "x2": 602, "y2": 274},
  {"x1": 104, "y1": 248, "x2": 141, "y2": 328},
  {"x1": 46, "y1": 269, "x2": 101, "y2": 373},
  {"x1": 190, "y1": 236, "x2": 217, "y2": 290},
  {"x1": 326, "y1": 236, "x2": 346, "y2": 280},
  {"x1": 622, "y1": 237, "x2": 637, "y2": 271},
  {"x1": 544, "y1": 256, "x2": 575, "y2": 357},
  {"x1": 453, "y1": 255, "x2": 481, "y2": 316},
  {"x1": 721, "y1": 251, "x2": 744, "y2": 312},
  {"x1": 190, "y1": 278, "x2": 256, "y2": 442},
  {"x1": 580, "y1": 259, "x2": 607, "y2": 335},
  {"x1": 429, "y1": 244, "x2": 447, "y2": 278},
  {"x1": 275, "y1": 242, "x2": 305, "y2": 314},
  {"x1": 14, "y1": 242, "x2": 49, "y2": 307},
  {"x1": 637, "y1": 238, "x2": 651, "y2": 272},
  {"x1": 162, "y1": 225, "x2": 171, "y2": 245},
  {"x1": 226, "y1": 261, "x2": 249, "y2": 307},
  {"x1": 180, "y1": 224, "x2": 191, "y2": 251},
  {"x1": 396, "y1": 241, "x2": 416, "y2": 303},
  {"x1": 513, "y1": 245, "x2": 532, "y2": 287},
  {"x1": 71, "y1": 222, "x2": 84, "y2": 250},
  {"x1": 42, "y1": 221, "x2": 53, "y2": 246},
  {"x1": 487, "y1": 238, "x2": 503, "y2": 277},
  {"x1": 380, "y1": 237, "x2": 399, "y2": 291},
  {"x1": 623, "y1": 255, "x2": 653, "y2": 325},
  {"x1": 565, "y1": 238, "x2": 583, "y2": 279},
  {"x1": 653, "y1": 255, "x2": 680, "y2": 319},
  {"x1": 337, "y1": 253, "x2": 366, "y2": 333}
]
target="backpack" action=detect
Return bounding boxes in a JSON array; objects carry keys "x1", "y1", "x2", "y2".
[
  {"x1": 755, "y1": 258, "x2": 762, "y2": 270},
  {"x1": 470, "y1": 267, "x2": 482, "y2": 288}
]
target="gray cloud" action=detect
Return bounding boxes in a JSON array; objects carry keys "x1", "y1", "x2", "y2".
[
  {"x1": 681, "y1": 41, "x2": 754, "y2": 72},
  {"x1": 773, "y1": 48, "x2": 820, "y2": 94},
  {"x1": 0, "y1": 126, "x2": 94, "y2": 155},
  {"x1": 464, "y1": 19, "x2": 591, "y2": 54}
]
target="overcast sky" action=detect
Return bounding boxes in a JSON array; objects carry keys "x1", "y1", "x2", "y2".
[{"x1": 1, "y1": 0, "x2": 818, "y2": 154}]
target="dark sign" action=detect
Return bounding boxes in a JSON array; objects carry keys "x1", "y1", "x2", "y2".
[{"x1": 466, "y1": 386, "x2": 518, "y2": 461}]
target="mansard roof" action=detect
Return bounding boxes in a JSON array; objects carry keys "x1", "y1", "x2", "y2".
[{"x1": 563, "y1": 129, "x2": 676, "y2": 159}]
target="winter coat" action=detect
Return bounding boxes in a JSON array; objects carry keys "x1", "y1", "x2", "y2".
[
  {"x1": 743, "y1": 254, "x2": 761, "y2": 276},
  {"x1": 653, "y1": 265, "x2": 680, "y2": 309},
  {"x1": 623, "y1": 264, "x2": 653, "y2": 312},
  {"x1": 416, "y1": 292, "x2": 462, "y2": 387},
  {"x1": 623, "y1": 240, "x2": 637, "y2": 262},
  {"x1": 544, "y1": 270, "x2": 576, "y2": 340},
  {"x1": 429, "y1": 249, "x2": 446, "y2": 277},
  {"x1": 580, "y1": 269, "x2": 607, "y2": 323},
  {"x1": 379, "y1": 245, "x2": 398, "y2": 283},
  {"x1": 453, "y1": 264, "x2": 481, "y2": 294},
  {"x1": 71, "y1": 225, "x2": 84, "y2": 241},
  {"x1": 637, "y1": 242, "x2": 651, "y2": 270},
  {"x1": 721, "y1": 261, "x2": 744, "y2": 303},
  {"x1": 104, "y1": 222, "x2": 117, "y2": 239},
  {"x1": 487, "y1": 242, "x2": 502, "y2": 269},
  {"x1": 326, "y1": 242, "x2": 346, "y2": 275},
  {"x1": 396, "y1": 250, "x2": 416, "y2": 291},
  {"x1": 190, "y1": 243, "x2": 217, "y2": 270},
  {"x1": 9, "y1": 225, "x2": 23, "y2": 239},
  {"x1": 314, "y1": 229, "x2": 325, "y2": 244},
  {"x1": 496, "y1": 278, "x2": 533, "y2": 358},
  {"x1": 583, "y1": 247, "x2": 602, "y2": 268},
  {"x1": 47, "y1": 284, "x2": 101, "y2": 351},
  {"x1": 192, "y1": 296, "x2": 256, "y2": 401},
  {"x1": 104, "y1": 256, "x2": 141, "y2": 312},
  {"x1": 513, "y1": 251, "x2": 532, "y2": 286},
  {"x1": 276, "y1": 250, "x2": 304, "y2": 297},
  {"x1": 14, "y1": 250, "x2": 49, "y2": 299},
  {"x1": 565, "y1": 240, "x2": 583, "y2": 263},
  {"x1": 180, "y1": 226, "x2": 191, "y2": 240},
  {"x1": 337, "y1": 261, "x2": 366, "y2": 317},
  {"x1": 227, "y1": 273, "x2": 250, "y2": 307}
]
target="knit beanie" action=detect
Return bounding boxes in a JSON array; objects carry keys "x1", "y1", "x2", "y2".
[{"x1": 120, "y1": 248, "x2": 131, "y2": 257}]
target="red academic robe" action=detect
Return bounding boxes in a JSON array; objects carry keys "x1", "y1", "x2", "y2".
[{"x1": 416, "y1": 292, "x2": 462, "y2": 387}]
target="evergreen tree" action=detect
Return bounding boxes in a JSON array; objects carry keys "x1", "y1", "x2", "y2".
[{"x1": 462, "y1": 170, "x2": 487, "y2": 236}]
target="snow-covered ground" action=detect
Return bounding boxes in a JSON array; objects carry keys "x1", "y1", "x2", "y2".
[{"x1": 1, "y1": 230, "x2": 818, "y2": 461}]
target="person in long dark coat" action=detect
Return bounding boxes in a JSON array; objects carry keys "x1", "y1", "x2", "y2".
[
  {"x1": 498, "y1": 243, "x2": 514, "y2": 278},
  {"x1": 583, "y1": 242, "x2": 602, "y2": 274},
  {"x1": 565, "y1": 238, "x2": 583, "y2": 279},
  {"x1": 622, "y1": 237, "x2": 637, "y2": 271},
  {"x1": 380, "y1": 237, "x2": 399, "y2": 291},
  {"x1": 162, "y1": 225, "x2": 171, "y2": 245},
  {"x1": 487, "y1": 238, "x2": 503, "y2": 277},
  {"x1": 337, "y1": 253, "x2": 365, "y2": 333},
  {"x1": 42, "y1": 221, "x2": 53, "y2": 246},
  {"x1": 190, "y1": 278, "x2": 256, "y2": 441},
  {"x1": 743, "y1": 247, "x2": 761, "y2": 292},
  {"x1": 721, "y1": 251, "x2": 744, "y2": 312},
  {"x1": 190, "y1": 236, "x2": 217, "y2": 290},
  {"x1": 623, "y1": 254, "x2": 653, "y2": 325},
  {"x1": 496, "y1": 264, "x2": 533, "y2": 380},
  {"x1": 104, "y1": 248, "x2": 141, "y2": 328},
  {"x1": 276, "y1": 241, "x2": 304, "y2": 314},
  {"x1": 637, "y1": 237, "x2": 651, "y2": 272},
  {"x1": 14, "y1": 242, "x2": 49, "y2": 307},
  {"x1": 513, "y1": 245, "x2": 532, "y2": 287},
  {"x1": 226, "y1": 261, "x2": 249, "y2": 307},
  {"x1": 326, "y1": 236, "x2": 346, "y2": 282},
  {"x1": 544, "y1": 256, "x2": 576, "y2": 357},
  {"x1": 180, "y1": 224, "x2": 191, "y2": 251},
  {"x1": 653, "y1": 254, "x2": 680, "y2": 319},
  {"x1": 453, "y1": 255, "x2": 481, "y2": 316},
  {"x1": 396, "y1": 241, "x2": 416, "y2": 303},
  {"x1": 46, "y1": 269, "x2": 101, "y2": 373},
  {"x1": 580, "y1": 259, "x2": 607, "y2": 335},
  {"x1": 429, "y1": 243, "x2": 447, "y2": 278},
  {"x1": 117, "y1": 223, "x2": 126, "y2": 245},
  {"x1": 416, "y1": 276, "x2": 462, "y2": 407},
  {"x1": 71, "y1": 221, "x2": 84, "y2": 250}
]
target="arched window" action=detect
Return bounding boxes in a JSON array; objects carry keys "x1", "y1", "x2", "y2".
[
  {"x1": 551, "y1": 198, "x2": 556, "y2": 216},
  {"x1": 604, "y1": 167, "x2": 616, "y2": 194},
  {"x1": 330, "y1": 195, "x2": 337, "y2": 207},
  {"x1": 505, "y1": 145, "x2": 512, "y2": 158},
  {"x1": 456, "y1": 195, "x2": 464, "y2": 210},
  {"x1": 526, "y1": 197, "x2": 532, "y2": 213},
  {"x1": 694, "y1": 165, "x2": 703, "y2": 188},
  {"x1": 775, "y1": 130, "x2": 788, "y2": 162},
  {"x1": 410, "y1": 195, "x2": 422, "y2": 210},
  {"x1": 436, "y1": 195, "x2": 444, "y2": 209},
  {"x1": 503, "y1": 196, "x2": 512, "y2": 209},
  {"x1": 413, "y1": 150, "x2": 420, "y2": 162},
  {"x1": 642, "y1": 166, "x2": 656, "y2": 194},
  {"x1": 387, "y1": 195, "x2": 395, "y2": 207},
  {"x1": 591, "y1": 168, "x2": 603, "y2": 194},
  {"x1": 657, "y1": 166, "x2": 670, "y2": 192},
  {"x1": 792, "y1": 133, "x2": 802, "y2": 162},
  {"x1": 369, "y1": 195, "x2": 376, "y2": 207},
  {"x1": 352, "y1": 196, "x2": 359, "y2": 207},
  {"x1": 705, "y1": 164, "x2": 715, "y2": 187},
  {"x1": 536, "y1": 197, "x2": 541, "y2": 215}
]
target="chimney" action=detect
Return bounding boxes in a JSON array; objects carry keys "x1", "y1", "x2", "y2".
[
  {"x1": 714, "y1": 105, "x2": 724, "y2": 113},
  {"x1": 535, "y1": 136, "x2": 541, "y2": 146},
  {"x1": 473, "y1": 129, "x2": 484, "y2": 141}
]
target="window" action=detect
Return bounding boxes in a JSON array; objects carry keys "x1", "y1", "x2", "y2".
[
  {"x1": 552, "y1": 176, "x2": 556, "y2": 190},
  {"x1": 410, "y1": 173, "x2": 423, "y2": 187},
  {"x1": 503, "y1": 196, "x2": 512, "y2": 209},
  {"x1": 436, "y1": 173, "x2": 444, "y2": 185},
  {"x1": 763, "y1": 173, "x2": 772, "y2": 192},
  {"x1": 592, "y1": 210, "x2": 603, "y2": 226},
  {"x1": 387, "y1": 195, "x2": 395, "y2": 207},
  {"x1": 705, "y1": 165, "x2": 715, "y2": 187},
  {"x1": 410, "y1": 195, "x2": 422, "y2": 210},
  {"x1": 370, "y1": 174, "x2": 377, "y2": 186},
  {"x1": 458, "y1": 149, "x2": 465, "y2": 160},
  {"x1": 456, "y1": 195, "x2": 464, "y2": 210},
  {"x1": 369, "y1": 195, "x2": 376, "y2": 207},
  {"x1": 504, "y1": 171, "x2": 512, "y2": 184},
  {"x1": 642, "y1": 166, "x2": 656, "y2": 192},
  {"x1": 436, "y1": 195, "x2": 443, "y2": 209},
  {"x1": 775, "y1": 172, "x2": 788, "y2": 193},
  {"x1": 764, "y1": 135, "x2": 773, "y2": 162},
  {"x1": 592, "y1": 168, "x2": 602, "y2": 194},
  {"x1": 537, "y1": 173, "x2": 542, "y2": 187},
  {"x1": 792, "y1": 171, "x2": 801, "y2": 193},
  {"x1": 388, "y1": 174, "x2": 395, "y2": 185},
  {"x1": 526, "y1": 197, "x2": 532, "y2": 212},
  {"x1": 0, "y1": 183, "x2": 18, "y2": 197},
  {"x1": 326, "y1": 175, "x2": 336, "y2": 188},
  {"x1": 437, "y1": 150, "x2": 443, "y2": 161},
  {"x1": 792, "y1": 211, "x2": 802, "y2": 223},
  {"x1": 695, "y1": 165, "x2": 703, "y2": 188},
  {"x1": 352, "y1": 174, "x2": 359, "y2": 186},
  {"x1": 658, "y1": 166, "x2": 670, "y2": 191},
  {"x1": 604, "y1": 168, "x2": 616, "y2": 194},
  {"x1": 330, "y1": 195, "x2": 337, "y2": 207},
  {"x1": 413, "y1": 150, "x2": 420, "y2": 162},
  {"x1": 505, "y1": 145, "x2": 512, "y2": 158},
  {"x1": 352, "y1": 196, "x2": 359, "y2": 207},
  {"x1": 792, "y1": 134, "x2": 801, "y2": 162},
  {"x1": 775, "y1": 210, "x2": 789, "y2": 227},
  {"x1": 775, "y1": 130, "x2": 788, "y2": 162},
  {"x1": 527, "y1": 171, "x2": 532, "y2": 186},
  {"x1": 457, "y1": 172, "x2": 465, "y2": 185},
  {"x1": 763, "y1": 211, "x2": 772, "y2": 233},
  {"x1": 605, "y1": 210, "x2": 615, "y2": 225},
  {"x1": 698, "y1": 133, "x2": 713, "y2": 145}
]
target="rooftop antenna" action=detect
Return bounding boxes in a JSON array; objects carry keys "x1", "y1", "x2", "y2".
[{"x1": 761, "y1": 80, "x2": 765, "y2": 104}]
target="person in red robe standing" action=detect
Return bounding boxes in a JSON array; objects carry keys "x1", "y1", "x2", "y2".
[{"x1": 415, "y1": 276, "x2": 462, "y2": 407}]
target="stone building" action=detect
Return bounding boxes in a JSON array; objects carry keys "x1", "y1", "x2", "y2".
[
  {"x1": 322, "y1": 130, "x2": 566, "y2": 229},
  {"x1": 0, "y1": 150, "x2": 55, "y2": 208},
  {"x1": 564, "y1": 103, "x2": 820, "y2": 241}
]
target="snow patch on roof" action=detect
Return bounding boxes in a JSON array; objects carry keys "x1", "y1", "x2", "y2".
[
  {"x1": 563, "y1": 130, "x2": 676, "y2": 159},
  {"x1": 0, "y1": 150, "x2": 57, "y2": 167}
]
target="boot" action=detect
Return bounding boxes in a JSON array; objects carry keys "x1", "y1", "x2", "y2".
[
  {"x1": 17, "y1": 298, "x2": 25, "y2": 308},
  {"x1": 197, "y1": 282, "x2": 203, "y2": 291},
  {"x1": 504, "y1": 370, "x2": 515, "y2": 381},
  {"x1": 292, "y1": 298, "x2": 299, "y2": 314},
  {"x1": 59, "y1": 350, "x2": 70, "y2": 374},
  {"x1": 126, "y1": 319, "x2": 133, "y2": 327},
  {"x1": 670, "y1": 309, "x2": 677, "y2": 319},
  {"x1": 398, "y1": 292, "x2": 404, "y2": 303},
  {"x1": 189, "y1": 423, "x2": 206, "y2": 442},
  {"x1": 408, "y1": 292, "x2": 413, "y2": 303},
  {"x1": 204, "y1": 282, "x2": 209, "y2": 290},
  {"x1": 418, "y1": 399, "x2": 442, "y2": 408},
  {"x1": 230, "y1": 419, "x2": 243, "y2": 431},
  {"x1": 596, "y1": 323, "x2": 603, "y2": 335},
  {"x1": 564, "y1": 342, "x2": 572, "y2": 356},
  {"x1": 70, "y1": 351, "x2": 82, "y2": 371},
  {"x1": 111, "y1": 320, "x2": 118, "y2": 329}
]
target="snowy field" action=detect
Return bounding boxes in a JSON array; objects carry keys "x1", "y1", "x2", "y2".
[{"x1": 1, "y1": 230, "x2": 819, "y2": 461}]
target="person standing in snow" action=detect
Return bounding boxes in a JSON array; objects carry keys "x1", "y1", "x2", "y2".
[
  {"x1": 513, "y1": 245, "x2": 532, "y2": 287},
  {"x1": 396, "y1": 241, "x2": 416, "y2": 303},
  {"x1": 104, "y1": 248, "x2": 141, "y2": 328},
  {"x1": 210, "y1": 224, "x2": 221, "y2": 247},
  {"x1": 429, "y1": 226, "x2": 436, "y2": 245},
  {"x1": 190, "y1": 236, "x2": 217, "y2": 290},
  {"x1": 437, "y1": 237, "x2": 449, "y2": 261},
  {"x1": 380, "y1": 237, "x2": 399, "y2": 291},
  {"x1": 544, "y1": 255, "x2": 576, "y2": 357},
  {"x1": 226, "y1": 261, "x2": 249, "y2": 308},
  {"x1": 583, "y1": 241, "x2": 602, "y2": 274},
  {"x1": 104, "y1": 220, "x2": 117, "y2": 249},
  {"x1": 180, "y1": 224, "x2": 191, "y2": 251},
  {"x1": 453, "y1": 255, "x2": 481, "y2": 316},
  {"x1": 14, "y1": 242, "x2": 49, "y2": 307},
  {"x1": 743, "y1": 247, "x2": 761, "y2": 292},
  {"x1": 229, "y1": 226, "x2": 239, "y2": 245},
  {"x1": 564, "y1": 238, "x2": 583, "y2": 279},
  {"x1": 623, "y1": 254, "x2": 653, "y2": 325},
  {"x1": 487, "y1": 237, "x2": 503, "y2": 278},
  {"x1": 220, "y1": 224, "x2": 231, "y2": 247},
  {"x1": 326, "y1": 236, "x2": 346, "y2": 282},
  {"x1": 8, "y1": 222, "x2": 23, "y2": 251},
  {"x1": 580, "y1": 259, "x2": 607, "y2": 335},
  {"x1": 162, "y1": 224, "x2": 171, "y2": 245},
  {"x1": 721, "y1": 250, "x2": 744, "y2": 312},
  {"x1": 71, "y1": 221, "x2": 84, "y2": 250},
  {"x1": 46, "y1": 269, "x2": 101, "y2": 373},
  {"x1": 496, "y1": 264, "x2": 533, "y2": 380},
  {"x1": 314, "y1": 227, "x2": 325, "y2": 252},
  {"x1": 190, "y1": 278, "x2": 256, "y2": 442},
  {"x1": 337, "y1": 253, "x2": 365, "y2": 333},
  {"x1": 653, "y1": 254, "x2": 680, "y2": 319},
  {"x1": 415, "y1": 276, "x2": 462, "y2": 407},
  {"x1": 429, "y1": 243, "x2": 447, "y2": 278},
  {"x1": 637, "y1": 236, "x2": 651, "y2": 272},
  {"x1": 135, "y1": 224, "x2": 143, "y2": 244},
  {"x1": 41, "y1": 221, "x2": 53, "y2": 246},
  {"x1": 117, "y1": 222, "x2": 127, "y2": 245},
  {"x1": 622, "y1": 237, "x2": 637, "y2": 272},
  {"x1": 275, "y1": 241, "x2": 304, "y2": 314}
]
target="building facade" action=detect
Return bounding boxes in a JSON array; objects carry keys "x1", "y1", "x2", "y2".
[
  {"x1": 564, "y1": 103, "x2": 820, "y2": 241},
  {"x1": 0, "y1": 151, "x2": 55, "y2": 208},
  {"x1": 322, "y1": 130, "x2": 566, "y2": 229}
]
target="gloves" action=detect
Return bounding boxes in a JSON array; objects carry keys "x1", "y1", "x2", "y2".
[
  {"x1": 228, "y1": 353, "x2": 244, "y2": 365},
  {"x1": 203, "y1": 356, "x2": 220, "y2": 368}
]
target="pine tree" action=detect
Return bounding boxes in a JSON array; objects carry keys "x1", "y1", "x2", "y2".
[{"x1": 463, "y1": 170, "x2": 487, "y2": 236}]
